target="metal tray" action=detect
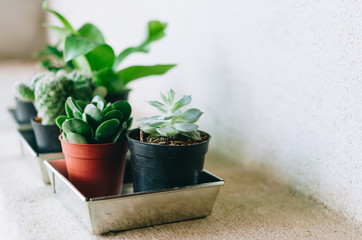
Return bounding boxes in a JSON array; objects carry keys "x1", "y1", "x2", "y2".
[
  {"x1": 8, "y1": 108, "x2": 32, "y2": 130},
  {"x1": 17, "y1": 129, "x2": 63, "y2": 184},
  {"x1": 44, "y1": 159, "x2": 224, "y2": 234}
]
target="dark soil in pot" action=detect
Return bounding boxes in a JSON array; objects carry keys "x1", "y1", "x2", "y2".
[
  {"x1": 31, "y1": 118, "x2": 62, "y2": 153},
  {"x1": 15, "y1": 99, "x2": 37, "y2": 124},
  {"x1": 127, "y1": 128, "x2": 211, "y2": 193}
]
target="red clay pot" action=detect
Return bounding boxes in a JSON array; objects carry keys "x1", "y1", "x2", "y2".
[{"x1": 59, "y1": 135, "x2": 127, "y2": 198}]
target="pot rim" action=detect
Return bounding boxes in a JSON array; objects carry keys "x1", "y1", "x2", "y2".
[
  {"x1": 59, "y1": 134, "x2": 124, "y2": 147},
  {"x1": 31, "y1": 117, "x2": 57, "y2": 127},
  {"x1": 126, "y1": 128, "x2": 211, "y2": 148}
]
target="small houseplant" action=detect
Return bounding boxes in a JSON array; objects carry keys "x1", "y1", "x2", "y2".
[
  {"x1": 31, "y1": 70, "x2": 104, "y2": 153},
  {"x1": 41, "y1": 0, "x2": 176, "y2": 101},
  {"x1": 127, "y1": 89, "x2": 211, "y2": 192},
  {"x1": 56, "y1": 96, "x2": 132, "y2": 197},
  {"x1": 12, "y1": 72, "x2": 47, "y2": 123}
]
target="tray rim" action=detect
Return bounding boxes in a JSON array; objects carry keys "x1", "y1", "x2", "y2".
[{"x1": 44, "y1": 158, "x2": 225, "y2": 203}]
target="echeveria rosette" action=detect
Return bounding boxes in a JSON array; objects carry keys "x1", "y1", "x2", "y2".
[
  {"x1": 56, "y1": 96, "x2": 132, "y2": 144},
  {"x1": 138, "y1": 89, "x2": 203, "y2": 141}
]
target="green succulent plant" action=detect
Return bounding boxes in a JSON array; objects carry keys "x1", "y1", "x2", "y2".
[
  {"x1": 56, "y1": 96, "x2": 132, "y2": 144},
  {"x1": 138, "y1": 89, "x2": 203, "y2": 140},
  {"x1": 33, "y1": 70, "x2": 104, "y2": 125}
]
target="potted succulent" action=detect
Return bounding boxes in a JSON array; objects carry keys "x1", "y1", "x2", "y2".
[
  {"x1": 56, "y1": 96, "x2": 132, "y2": 198},
  {"x1": 31, "y1": 70, "x2": 104, "y2": 153},
  {"x1": 41, "y1": 0, "x2": 176, "y2": 101},
  {"x1": 12, "y1": 73, "x2": 46, "y2": 124},
  {"x1": 127, "y1": 89, "x2": 211, "y2": 192}
]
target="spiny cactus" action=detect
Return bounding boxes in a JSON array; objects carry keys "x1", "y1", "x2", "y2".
[
  {"x1": 138, "y1": 89, "x2": 203, "y2": 140},
  {"x1": 56, "y1": 96, "x2": 132, "y2": 144},
  {"x1": 13, "y1": 72, "x2": 49, "y2": 102},
  {"x1": 33, "y1": 70, "x2": 105, "y2": 125}
]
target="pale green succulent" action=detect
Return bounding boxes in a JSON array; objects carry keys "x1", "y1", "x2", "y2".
[{"x1": 138, "y1": 89, "x2": 203, "y2": 140}]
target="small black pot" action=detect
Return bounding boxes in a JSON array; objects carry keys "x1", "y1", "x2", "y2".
[
  {"x1": 105, "y1": 90, "x2": 130, "y2": 102},
  {"x1": 127, "y1": 128, "x2": 211, "y2": 192},
  {"x1": 15, "y1": 99, "x2": 37, "y2": 124},
  {"x1": 31, "y1": 119, "x2": 62, "y2": 153}
]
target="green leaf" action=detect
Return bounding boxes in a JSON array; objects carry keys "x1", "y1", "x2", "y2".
[
  {"x1": 146, "y1": 101, "x2": 168, "y2": 114},
  {"x1": 65, "y1": 101, "x2": 73, "y2": 118},
  {"x1": 42, "y1": 0, "x2": 74, "y2": 32},
  {"x1": 112, "y1": 101, "x2": 132, "y2": 121},
  {"x1": 76, "y1": 100, "x2": 87, "y2": 112},
  {"x1": 140, "y1": 124, "x2": 159, "y2": 135},
  {"x1": 66, "y1": 97, "x2": 83, "y2": 115},
  {"x1": 112, "y1": 122, "x2": 127, "y2": 143},
  {"x1": 66, "y1": 132, "x2": 88, "y2": 144},
  {"x1": 78, "y1": 23, "x2": 104, "y2": 43},
  {"x1": 43, "y1": 25, "x2": 72, "y2": 43},
  {"x1": 85, "y1": 44, "x2": 115, "y2": 71},
  {"x1": 173, "y1": 123, "x2": 198, "y2": 132},
  {"x1": 171, "y1": 95, "x2": 191, "y2": 112},
  {"x1": 84, "y1": 104, "x2": 104, "y2": 125},
  {"x1": 174, "y1": 108, "x2": 203, "y2": 123},
  {"x1": 180, "y1": 131, "x2": 201, "y2": 141},
  {"x1": 62, "y1": 119, "x2": 92, "y2": 140},
  {"x1": 104, "y1": 110, "x2": 123, "y2": 122},
  {"x1": 112, "y1": 20, "x2": 168, "y2": 69},
  {"x1": 117, "y1": 64, "x2": 176, "y2": 85},
  {"x1": 64, "y1": 34, "x2": 100, "y2": 62},
  {"x1": 33, "y1": 44, "x2": 63, "y2": 58},
  {"x1": 96, "y1": 68, "x2": 124, "y2": 95},
  {"x1": 72, "y1": 55, "x2": 91, "y2": 73},
  {"x1": 102, "y1": 104, "x2": 115, "y2": 114},
  {"x1": 156, "y1": 126, "x2": 178, "y2": 137},
  {"x1": 95, "y1": 119, "x2": 120, "y2": 140},
  {"x1": 56, "y1": 116, "x2": 68, "y2": 129}
]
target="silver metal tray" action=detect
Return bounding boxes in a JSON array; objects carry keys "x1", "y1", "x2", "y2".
[
  {"x1": 8, "y1": 108, "x2": 32, "y2": 130},
  {"x1": 17, "y1": 129, "x2": 63, "y2": 184},
  {"x1": 44, "y1": 159, "x2": 224, "y2": 235}
]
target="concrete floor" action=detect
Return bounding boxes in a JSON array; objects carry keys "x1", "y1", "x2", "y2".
[{"x1": 0, "y1": 62, "x2": 361, "y2": 239}]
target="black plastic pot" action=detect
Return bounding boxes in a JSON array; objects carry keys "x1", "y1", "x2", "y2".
[
  {"x1": 15, "y1": 99, "x2": 37, "y2": 124},
  {"x1": 105, "y1": 90, "x2": 130, "y2": 102},
  {"x1": 127, "y1": 128, "x2": 211, "y2": 192},
  {"x1": 31, "y1": 119, "x2": 62, "y2": 153}
]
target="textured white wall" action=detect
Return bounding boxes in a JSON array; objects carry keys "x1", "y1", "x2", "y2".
[
  {"x1": 49, "y1": 0, "x2": 362, "y2": 223},
  {"x1": 0, "y1": 0, "x2": 46, "y2": 59}
]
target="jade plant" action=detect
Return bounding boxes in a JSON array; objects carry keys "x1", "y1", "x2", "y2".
[
  {"x1": 56, "y1": 96, "x2": 132, "y2": 144},
  {"x1": 33, "y1": 70, "x2": 104, "y2": 125},
  {"x1": 138, "y1": 89, "x2": 204, "y2": 141},
  {"x1": 41, "y1": 0, "x2": 176, "y2": 96}
]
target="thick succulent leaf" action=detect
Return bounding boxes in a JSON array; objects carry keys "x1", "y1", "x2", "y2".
[
  {"x1": 62, "y1": 119, "x2": 92, "y2": 140},
  {"x1": 95, "y1": 119, "x2": 120, "y2": 140},
  {"x1": 66, "y1": 97, "x2": 83, "y2": 115},
  {"x1": 65, "y1": 101, "x2": 73, "y2": 118},
  {"x1": 75, "y1": 100, "x2": 87, "y2": 112},
  {"x1": 112, "y1": 122, "x2": 127, "y2": 143},
  {"x1": 85, "y1": 44, "x2": 114, "y2": 71},
  {"x1": 104, "y1": 110, "x2": 123, "y2": 122},
  {"x1": 78, "y1": 23, "x2": 104, "y2": 43},
  {"x1": 66, "y1": 132, "x2": 88, "y2": 144},
  {"x1": 84, "y1": 104, "x2": 104, "y2": 124},
  {"x1": 91, "y1": 95, "x2": 106, "y2": 104},
  {"x1": 173, "y1": 123, "x2": 199, "y2": 132},
  {"x1": 156, "y1": 126, "x2": 178, "y2": 137},
  {"x1": 180, "y1": 131, "x2": 201, "y2": 141},
  {"x1": 146, "y1": 101, "x2": 167, "y2": 114},
  {"x1": 62, "y1": 132, "x2": 68, "y2": 141},
  {"x1": 56, "y1": 115, "x2": 68, "y2": 129},
  {"x1": 42, "y1": 0, "x2": 74, "y2": 32},
  {"x1": 138, "y1": 118, "x2": 166, "y2": 127},
  {"x1": 140, "y1": 124, "x2": 159, "y2": 135},
  {"x1": 64, "y1": 34, "x2": 100, "y2": 62},
  {"x1": 73, "y1": 111, "x2": 82, "y2": 119},
  {"x1": 174, "y1": 108, "x2": 203, "y2": 123},
  {"x1": 102, "y1": 104, "x2": 115, "y2": 114},
  {"x1": 112, "y1": 101, "x2": 131, "y2": 121},
  {"x1": 82, "y1": 112, "x2": 89, "y2": 124},
  {"x1": 170, "y1": 95, "x2": 191, "y2": 112},
  {"x1": 117, "y1": 64, "x2": 176, "y2": 85}
]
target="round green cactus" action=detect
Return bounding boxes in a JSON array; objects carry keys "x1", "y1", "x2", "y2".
[
  {"x1": 13, "y1": 72, "x2": 50, "y2": 102},
  {"x1": 56, "y1": 96, "x2": 132, "y2": 144}
]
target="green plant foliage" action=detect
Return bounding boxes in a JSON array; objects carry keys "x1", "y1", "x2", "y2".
[
  {"x1": 139, "y1": 89, "x2": 203, "y2": 140},
  {"x1": 56, "y1": 96, "x2": 132, "y2": 144}
]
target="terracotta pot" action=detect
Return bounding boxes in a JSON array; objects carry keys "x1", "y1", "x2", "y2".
[
  {"x1": 59, "y1": 136, "x2": 128, "y2": 198},
  {"x1": 127, "y1": 128, "x2": 211, "y2": 192}
]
